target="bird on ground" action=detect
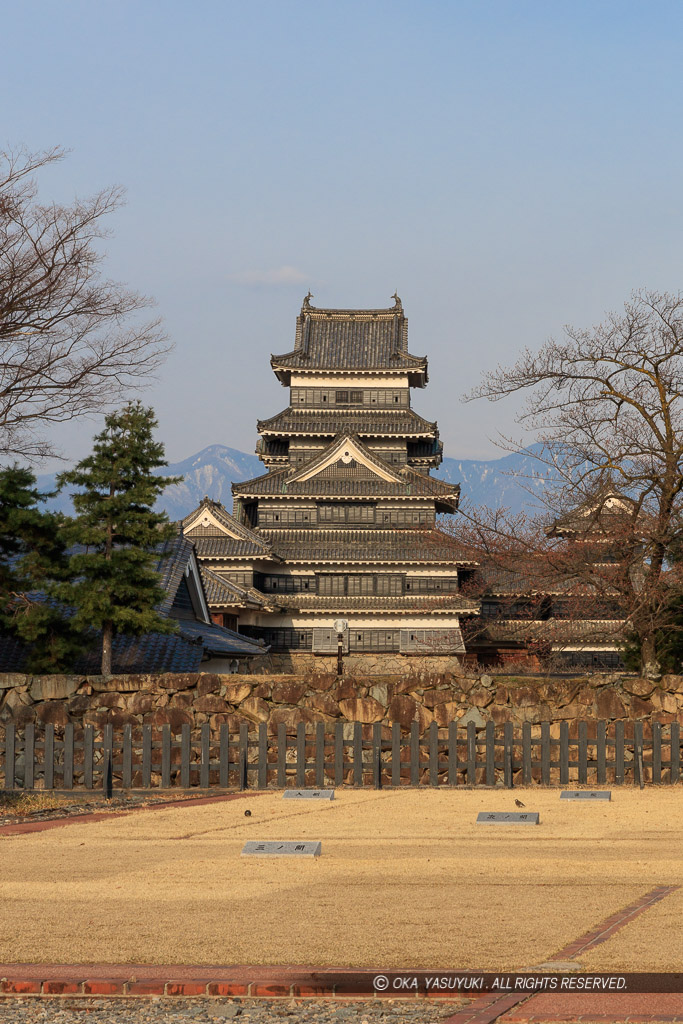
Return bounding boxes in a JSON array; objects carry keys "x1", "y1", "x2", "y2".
[
  {"x1": 514, "y1": 799, "x2": 525, "y2": 808},
  {"x1": 244, "y1": 810, "x2": 252, "y2": 817}
]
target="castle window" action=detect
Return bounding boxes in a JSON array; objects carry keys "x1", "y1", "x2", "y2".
[
  {"x1": 350, "y1": 390, "x2": 363, "y2": 403},
  {"x1": 335, "y1": 390, "x2": 349, "y2": 403}
]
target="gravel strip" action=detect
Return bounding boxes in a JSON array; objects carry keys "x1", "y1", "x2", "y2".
[
  {"x1": 0, "y1": 793, "x2": 223, "y2": 827},
  {"x1": 0, "y1": 998, "x2": 466, "y2": 1023}
]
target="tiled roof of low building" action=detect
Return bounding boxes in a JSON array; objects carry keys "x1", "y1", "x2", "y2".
[
  {"x1": 270, "y1": 296, "x2": 427, "y2": 375},
  {"x1": 175, "y1": 619, "x2": 268, "y2": 656},
  {"x1": 257, "y1": 408, "x2": 436, "y2": 437},
  {"x1": 156, "y1": 532, "x2": 196, "y2": 616},
  {"x1": 74, "y1": 630, "x2": 204, "y2": 674},
  {"x1": 259, "y1": 528, "x2": 472, "y2": 564}
]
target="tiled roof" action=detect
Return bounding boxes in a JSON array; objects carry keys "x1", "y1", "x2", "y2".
[
  {"x1": 183, "y1": 499, "x2": 274, "y2": 552},
  {"x1": 199, "y1": 565, "x2": 268, "y2": 608},
  {"x1": 176, "y1": 619, "x2": 268, "y2": 656},
  {"x1": 232, "y1": 467, "x2": 459, "y2": 501},
  {"x1": 272, "y1": 593, "x2": 480, "y2": 612},
  {"x1": 271, "y1": 299, "x2": 427, "y2": 375},
  {"x1": 480, "y1": 565, "x2": 622, "y2": 597},
  {"x1": 74, "y1": 631, "x2": 204, "y2": 674},
  {"x1": 155, "y1": 533, "x2": 196, "y2": 616},
  {"x1": 472, "y1": 618, "x2": 626, "y2": 645},
  {"x1": 258, "y1": 408, "x2": 436, "y2": 437},
  {"x1": 191, "y1": 536, "x2": 278, "y2": 560},
  {"x1": 260, "y1": 528, "x2": 470, "y2": 564}
]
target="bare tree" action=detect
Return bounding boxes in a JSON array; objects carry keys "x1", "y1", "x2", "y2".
[
  {"x1": 465, "y1": 290, "x2": 683, "y2": 677},
  {"x1": 0, "y1": 146, "x2": 169, "y2": 459}
]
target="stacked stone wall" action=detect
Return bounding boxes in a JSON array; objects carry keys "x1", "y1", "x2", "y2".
[{"x1": 1, "y1": 671, "x2": 683, "y2": 739}]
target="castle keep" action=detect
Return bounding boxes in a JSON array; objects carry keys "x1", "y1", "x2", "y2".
[{"x1": 183, "y1": 296, "x2": 476, "y2": 668}]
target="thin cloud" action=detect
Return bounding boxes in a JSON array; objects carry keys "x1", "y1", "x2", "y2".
[{"x1": 229, "y1": 265, "x2": 309, "y2": 286}]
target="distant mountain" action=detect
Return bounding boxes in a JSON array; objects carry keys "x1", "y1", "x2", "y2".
[
  {"x1": 436, "y1": 445, "x2": 554, "y2": 515},
  {"x1": 37, "y1": 443, "x2": 553, "y2": 520},
  {"x1": 37, "y1": 444, "x2": 263, "y2": 520}
]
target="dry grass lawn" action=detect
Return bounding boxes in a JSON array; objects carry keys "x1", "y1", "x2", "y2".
[{"x1": 0, "y1": 787, "x2": 680, "y2": 969}]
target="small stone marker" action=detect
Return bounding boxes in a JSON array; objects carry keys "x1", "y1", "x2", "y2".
[
  {"x1": 283, "y1": 789, "x2": 335, "y2": 800},
  {"x1": 241, "y1": 840, "x2": 322, "y2": 858},
  {"x1": 560, "y1": 790, "x2": 611, "y2": 801},
  {"x1": 477, "y1": 811, "x2": 540, "y2": 825}
]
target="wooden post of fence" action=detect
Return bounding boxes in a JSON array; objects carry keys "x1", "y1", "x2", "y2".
[
  {"x1": 541, "y1": 722, "x2": 550, "y2": 786},
  {"x1": 84, "y1": 726, "x2": 94, "y2": 790},
  {"x1": 122, "y1": 724, "x2": 132, "y2": 789},
  {"x1": 219, "y1": 724, "x2": 229, "y2": 788},
  {"x1": 353, "y1": 722, "x2": 363, "y2": 787},
  {"x1": 103, "y1": 723, "x2": 112, "y2": 798},
  {"x1": 485, "y1": 721, "x2": 495, "y2": 787},
  {"x1": 410, "y1": 722, "x2": 420, "y2": 787},
  {"x1": 578, "y1": 721, "x2": 588, "y2": 785},
  {"x1": 652, "y1": 722, "x2": 661, "y2": 784},
  {"x1": 45, "y1": 724, "x2": 54, "y2": 790},
  {"x1": 200, "y1": 723, "x2": 210, "y2": 789},
  {"x1": 391, "y1": 721, "x2": 401, "y2": 787},
  {"x1": 239, "y1": 723, "x2": 249, "y2": 790},
  {"x1": 161, "y1": 725, "x2": 171, "y2": 789},
  {"x1": 559, "y1": 721, "x2": 569, "y2": 786},
  {"x1": 671, "y1": 723, "x2": 680, "y2": 784},
  {"x1": 334, "y1": 722, "x2": 344, "y2": 787},
  {"x1": 277, "y1": 723, "x2": 287, "y2": 788},
  {"x1": 448, "y1": 722, "x2": 458, "y2": 787},
  {"x1": 373, "y1": 722, "x2": 382, "y2": 789},
  {"x1": 142, "y1": 726, "x2": 152, "y2": 789},
  {"x1": 64, "y1": 722, "x2": 74, "y2": 790},
  {"x1": 428, "y1": 721, "x2": 438, "y2": 787},
  {"x1": 24, "y1": 723, "x2": 34, "y2": 791},
  {"x1": 504, "y1": 722, "x2": 513, "y2": 788},
  {"x1": 467, "y1": 721, "x2": 476, "y2": 786},
  {"x1": 615, "y1": 721, "x2": 625, "y2": 785},
  {"x1": 180, "y1": 724, "x2": 191, "y2": 789},
  {"x1": 634, "y1": 721, "x2": 644, "y2": 789},
  {"x1": 315, "y1": 722, "x2": 325, "y2": 789},
  {"x1": 597, "y1": 721, "x2": 606, "y2": 785},
  {"x1": 295, "y1": 722, "x2": 305, "y2": 787},
  {"x1": 5, "y1": 723, "x2": 15, "y2": 790},
  {"x1": 522, "y1": 722, "x2": 531, "y2": 785},
  {"x1": 258, "y1": 722, "x2": 268, "y2": 790}
]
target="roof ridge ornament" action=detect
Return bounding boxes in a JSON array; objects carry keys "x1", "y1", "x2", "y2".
[
  {"x1": 391, "y1": 291, "x2": 402, "y2": 311},
  {"x1": 302, "y1": 291, "x2": 313, "y2": 310}
]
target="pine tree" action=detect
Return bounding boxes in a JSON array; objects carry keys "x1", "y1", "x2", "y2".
[
  {"x1": 57, "y1": 402, "x2": 182, "y2": 674},
  {"x1": 0, "y1": 465, "x2": 84, "y2": 672}
]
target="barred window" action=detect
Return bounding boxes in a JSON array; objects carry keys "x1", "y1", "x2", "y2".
[
  {"x1": 335, "y1": 390, "x2": 349, "y2": 403},
  {"x1": 318, "y1": 502, "x2": 375, "y2": 524},
  {"x1": 405, "y1": 577, "x2": 459, "y2": 593}
]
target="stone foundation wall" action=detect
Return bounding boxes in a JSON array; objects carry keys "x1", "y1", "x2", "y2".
[
  {"x1": 1, "y1": 670, "x2": 683, "y2": 738},
  {"x1": 247, "y1": 652, "x2": 465, "y2": 676}
]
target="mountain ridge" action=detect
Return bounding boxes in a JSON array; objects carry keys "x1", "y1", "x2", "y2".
[{"x1": 37, "y1": 442, "x2": 551, "y2": 519}]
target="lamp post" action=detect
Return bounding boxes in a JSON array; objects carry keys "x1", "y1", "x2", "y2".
[{"x1": 334, "y1": 618, "x2": 348, "y2": 676}]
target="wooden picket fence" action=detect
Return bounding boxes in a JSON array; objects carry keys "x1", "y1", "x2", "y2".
[{"x1": 1, "y1": 719, "x2": 681, "y2": 792}]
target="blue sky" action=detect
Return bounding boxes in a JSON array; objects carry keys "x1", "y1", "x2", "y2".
[{"x1": 4, "y1": 1, "x2": 683, "y2": 468}]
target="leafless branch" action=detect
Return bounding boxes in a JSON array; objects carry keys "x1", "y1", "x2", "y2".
[{"x1": 0, "y1": 146, "x2": 171, "y2": 459}]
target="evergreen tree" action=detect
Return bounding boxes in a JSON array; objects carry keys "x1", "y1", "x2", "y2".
[
  {"x1": 57, "y1": 402, "x2": 181, "y2": 674},
  {"x1": 0, "y1": 465, "x2": 84, "y2": 672}
]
